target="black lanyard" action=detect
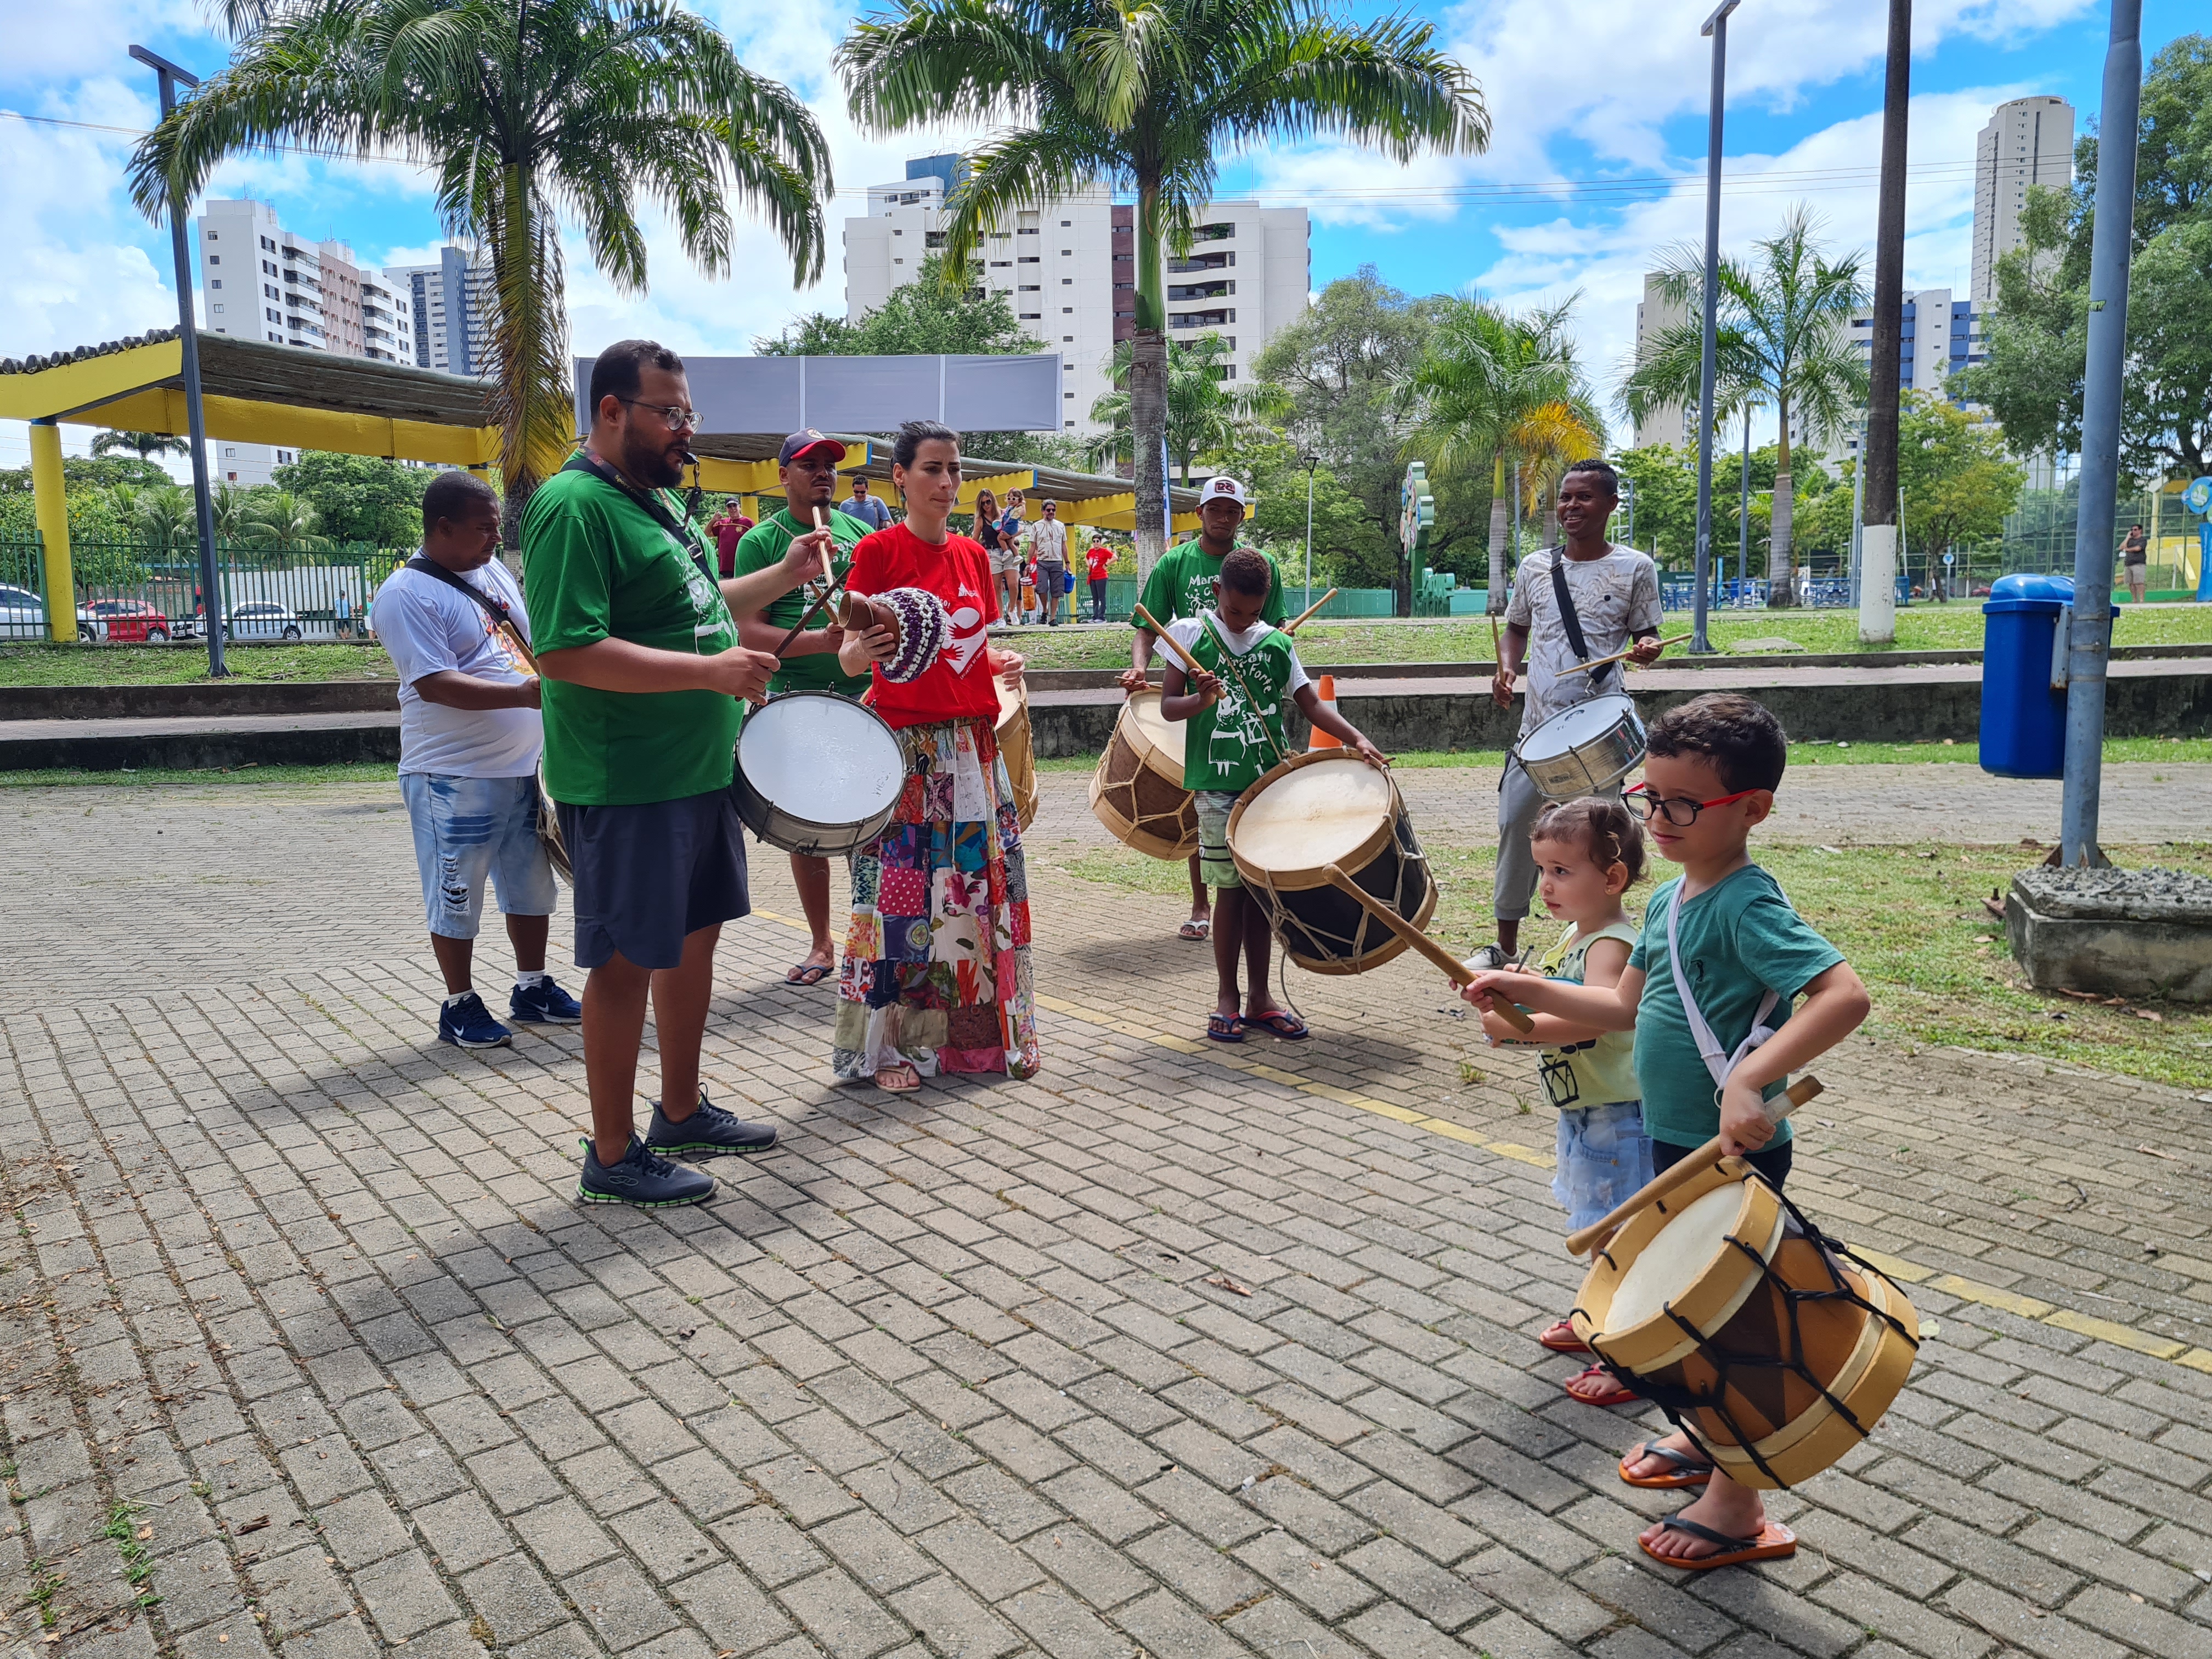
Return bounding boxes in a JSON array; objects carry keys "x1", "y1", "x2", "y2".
[{"x1": 562, "y1": 451, "x2": 716, "y2": 583}]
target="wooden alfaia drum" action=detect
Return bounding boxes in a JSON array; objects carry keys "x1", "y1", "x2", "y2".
[
  {"x1": 995, "y1": 675, "x2": 1039, "y2": 831},
  {"x1": 1226, "y1": 751, "x2": 1436, "y2": 975},
  {"x1": 1089, "y1": 690, "x2": 1199, "y2": 860},
  {"x1": 1571, "y1": 1159, "x2": 1920, "y2": 1489}
]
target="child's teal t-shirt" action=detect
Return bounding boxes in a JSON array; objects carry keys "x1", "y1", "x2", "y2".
[{"x1": 1627, "y1": 864, "x2": 1845, "y2": 1149}]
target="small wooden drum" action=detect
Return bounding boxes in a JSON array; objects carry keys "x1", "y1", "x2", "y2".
[
  {"x1": 536, "y1": 765, "x2": 571, "y2": 884},
  {"x1": 1517, "y1": 691, "x2": 1644, "y2": 800},
  {"x1": 1089, "y1": 690, "x2": 1198, "y2": 860},
  {"x1": 995, "y1": 674, "x2": 1039, "y2": 831},
  {"x1": 733, "y1": 691, "x2": 910, "y2": 857},
  {"x1": 1572, "y1": 1159, "x2": 1920, "y2": 1489},
  {"x1": 1226, "y1": 752, "x2": 1436, "y2": 975}
]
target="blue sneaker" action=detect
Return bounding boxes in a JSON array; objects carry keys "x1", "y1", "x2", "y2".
[
  {"x1": 510, "y1": 976, "x2": 582, "y2": 1025},
  {"x1": 438, "y1": 992, "x2": 513, "y2": 1050},
  {"x1": 645, "y1": 1088, "x2": 778, "y2": 1159},
  {"x1": 577, "y1": 1135, "x2": 715, "y2": 1208}
]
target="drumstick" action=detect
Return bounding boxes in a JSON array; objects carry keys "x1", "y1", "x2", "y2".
[
  {"x1": 770, "y1": 516, "x2": 842, "y2": 658},
  {"x1": 1488, "y1": 612, "x2": 1502, "y2": 669},
  {"x1": 1319, "y1": 864, "x2": 1535, "y2": 1032},
  {"x1": 1132, "y1": 603, "x2": 1207, "y2": 679},
  {"x1": 1284, "y1": 588, "x2": 1337, "y2": 634},
  {"x1": 1559, "y1": 631, "x2": 1694, "y2": 679},
  {"x1": 1564, "y1": 1076, "x2": 1825, "y2": 1258}
]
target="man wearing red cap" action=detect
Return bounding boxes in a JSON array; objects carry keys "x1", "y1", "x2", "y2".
[{"x1": 730, "y1": 430, "x2": 876, "y2": 985}]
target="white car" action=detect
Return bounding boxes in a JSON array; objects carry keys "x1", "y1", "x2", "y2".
[
  {"x1": 225, "y1": 601, "x2": 304, "y2": 641},
  {"x1": 0, "y1": 583, "x2": 107, "y2": 642}
]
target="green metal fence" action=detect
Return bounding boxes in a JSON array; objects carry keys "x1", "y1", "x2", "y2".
[{"x1": 0, "y1": 533, "x2": 406, "y2": 642}]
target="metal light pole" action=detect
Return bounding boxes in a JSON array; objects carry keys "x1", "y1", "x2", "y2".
[
  {"x1": 1690, "y1": 0, "x2": 1741, "y2": 653},
  {"x1": 131, "y1": 44, "x2": 224, "y2": 678},
  {"x1": 1622, "y1": 476, "x2": 1637, "y2": 549},
  {"x1": 1301, "y1": 453, "x2": 1318, "y2": 611},
  {"x1": 1737, "y1": 403, "x2": 1754, "y2": 593},
  {"x1": 2061, "y1": 0, "x2": 2145, "y2": 868}
]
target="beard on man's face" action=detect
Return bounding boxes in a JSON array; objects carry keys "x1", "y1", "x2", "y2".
[{"x1": 623, "y1": 422, "x2": 688, "y2": 489}]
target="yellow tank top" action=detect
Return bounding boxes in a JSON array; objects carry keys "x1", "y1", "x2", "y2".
[{"x1": 1536, "y1": 920, "x2": 1641, "y2": 1110}]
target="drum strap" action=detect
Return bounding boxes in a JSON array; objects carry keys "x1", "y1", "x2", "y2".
[
  {"x1": 1549, "y1": 551, "x2": 1618, "y2": 691},
  {"x1": 1198, "y1": 614, "x2": 1290, "y2": 765},
  {"x1": 1664, "y1": 885, "x2": 1782, "y2": 1090},
  {"x1": 404, "y1": 557, "x2": 539, "y2": 674}
]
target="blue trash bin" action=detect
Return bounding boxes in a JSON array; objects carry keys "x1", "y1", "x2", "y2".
[{"x1": 1979, "y1": 574, "x2": 2119, "y2": 779}]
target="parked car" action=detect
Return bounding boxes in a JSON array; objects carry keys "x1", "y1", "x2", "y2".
[
  {"x1": 0, "y1": 583, "x2": 108, "y2": 642},
  {"x1": 87, "y1": 599, "x2": 174, "y2": 644},
  {"x1": 225, "y1": 601, "x2": 304, "y2": 641}
]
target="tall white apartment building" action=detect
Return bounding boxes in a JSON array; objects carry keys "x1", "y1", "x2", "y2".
[
  {"x1": 194, "y1": 198, "x2": 404, "y2": 484},
  {"x1": 383, "y1": 247, "x2": 495, "y2": 375},
  {"x1": 1972, "y1": 97, "x2": 2074, "y2": 304},
  {"x1": 842, "y1": 155, "x2": 1310, "y2": 438},
  {"x1": 1628, "y1": 273, "x2": 1694, "y2": 450}
]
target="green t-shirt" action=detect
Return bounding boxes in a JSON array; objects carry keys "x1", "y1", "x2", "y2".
[
  {"x1": 732, "y1": 506, "x2": 872, "y2": 696},
  {"x1": 521, "y1": 462, "x2": 743, "y2": 807},
  {"x1": 1172, "y1": 615, "x2": 1302, "y2": 791},
  {"x1": 1627, "y1": 865, "x2": 1845, "y2": 1149},
  {"x1": 1134, "y1": 540, "x2": 1287, "y2": 630}
]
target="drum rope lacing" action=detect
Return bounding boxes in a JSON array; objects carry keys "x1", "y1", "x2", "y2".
[
  {"x1": 1242, "y1": 809, "x2": 1434, "y2": 971},
  {"x1": 1581, "y1": 1175, "x2": 1921, "y2": 1489}
]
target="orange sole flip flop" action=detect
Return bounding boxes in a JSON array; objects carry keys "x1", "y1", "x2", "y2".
[
  {"x1": 1537, "y1": 1319, "x2": 1589, "y2": 1354},
  {"x1": 1618, "y1": 1441, "x2": 1715, "y2": 1489},
  {"x1": 1564, "y1": 1364, "x2": 1640, "y2": 1408},
  {"x1": 1639, "y1": 1515, "x2": 1796, "y2": 1572}
]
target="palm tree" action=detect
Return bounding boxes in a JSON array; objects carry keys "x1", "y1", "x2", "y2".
[
  {"x1": 839, "y1": 0, "x2": 1486, "y2": 576},
  {"x1": 91, "y1": 431, "x2": 193, "y2": 462},
  {"x1": 1404, "y1": 297, "x2": 1604, "y2": 615},
  {"x1": 127, "y1": 485, "x2": 199, "y2": 549},
  {"x1": 1088, "y1": 335, "x2": 1256, "y2": 482},
  {"x1": 131, "y1": 0, "x2": 832, "y2": 510},
  {"x1": 212, "y1": 482, "x2": 258, "y2": 542},
  {"x1": 1621, "y1": 204, "x2": 1868, "y2": 605},
  {"x1": 240, "y1": 490, "x2": 327, "y2": 548}
]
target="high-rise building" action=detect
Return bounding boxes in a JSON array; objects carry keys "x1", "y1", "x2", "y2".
[
  {"x1": 1628, "y1": 274, "x2": 1694, "y2": 450},
  {"x1": 841, "y1": 156, "x2": 1310, "y2": 439},
  {"x1": 1832, "y1": 287, "x2": 1989, "y2": 467},
  {"x1": 194, "y1": 199, "x2": 404, "y2": 484},
  {"x1": 383, "y1": 247, "x2": 494, "y2": 375},
  {"x1": 1971, "y1": 97, "x2": 2074, "y2": 304}
]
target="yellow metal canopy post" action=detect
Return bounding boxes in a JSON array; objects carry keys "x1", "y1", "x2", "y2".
[{"x1": 29, "y1": 421, "x2": 73, "y2": 643}]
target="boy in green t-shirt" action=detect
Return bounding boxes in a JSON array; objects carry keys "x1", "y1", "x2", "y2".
[
  {"x1": 1159, "y1": 549, "x2": 1386, "y2": 1044},
  {"x1": 1119, "y1": 476, "x2": 1288, "y2": 943},
  {"x1": 1464, "y1": 693, "x2": 1871, "y2": 1576}
]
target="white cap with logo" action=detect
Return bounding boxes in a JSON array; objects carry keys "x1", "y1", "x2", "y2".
[{"x1": 1199, "y1": 476, "x2": 1248, "y2": 507}]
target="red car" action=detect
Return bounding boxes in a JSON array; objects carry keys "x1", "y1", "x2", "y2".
[{"x1": 87, "y1": 600, "x2": 174, "y2": 644}]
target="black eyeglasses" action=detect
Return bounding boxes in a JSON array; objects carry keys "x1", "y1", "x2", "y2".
[
  {"x1": 1624, "y1": 782, "x2": 1761, "y2": 827},
  {"x1": 616, "y1": 398, "x2": 699, "y2": 432}
]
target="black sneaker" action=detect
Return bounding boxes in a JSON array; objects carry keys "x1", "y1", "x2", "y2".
[
  {"x1": 510, "y1": 976, "x2": 583, "y2": 1024},
  {"x1": 438, "y1": 991, "x2": 514, "y2": 1050},
  {"x1": 645, "y1": 1088, "x2": 778, "y2": 1159},
  {"x1": 577, "y1": 1135, "x2": 715, "y2": 1208}
]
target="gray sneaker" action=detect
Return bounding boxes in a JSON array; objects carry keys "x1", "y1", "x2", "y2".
[
  {"x1": 577, "y1": 1135, "x2": 714, "y2": 1208},
  {"x1": 1465, "y1": 944, "x2": 1512, "y2": 973},
  {"x1": 645, "y1": 1088, "x2": 778, "y2": 1159}
]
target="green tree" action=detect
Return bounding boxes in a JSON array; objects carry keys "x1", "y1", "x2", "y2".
[
  {"x1": 1088, "y1": 335, "x2": 1254, "y2": 482},
  {"x1": 270, "y1": 452, "x2": 430, "y2": 547},
  {"x1": 758, "y1": 253, "x2": 1039, "y2": 357},
  {"x1": 1405, "y1": 296, "x2": 1602, "y2": 614},
  {"x1": 838, "y1": 0, "x2": 1486, "y2": 577},
  {"x1": 1895, "y1": 390, "x2": 2024, "y2": 589},
  {"x1": 89, "y1": 430, "x2": 192, "y2": 463},
  {"x1": 1621, "y1": 204, "x2": 1867, "y2": 604},
  {"x1": 1205, "y1": 431, "x2": 1392, "y2": 590},
  {"x1": 1611, "y1": 445, "x2": 1700, "y2": 569},
  {"x1": 133, "y1": 0, "x2": 832, "y2": 511}
]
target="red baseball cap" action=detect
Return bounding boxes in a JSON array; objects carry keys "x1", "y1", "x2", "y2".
[{"x1": 778, "y1": 428, "x2": 848, "y2": 465}]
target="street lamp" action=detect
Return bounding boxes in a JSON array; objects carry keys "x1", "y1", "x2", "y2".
[
  {"x1": 130, "y1": 43, "x2": 225, "y2": 678},
  {"x1": 1689, "y1": 0, "x2": 1742, "y2": 653},
  {"x1": 1737, "y1": 400, "x2": 1756, "y2": 592},
  {"x1": 1301, "y1": 453, "x2": 1319, "y2": 612}
]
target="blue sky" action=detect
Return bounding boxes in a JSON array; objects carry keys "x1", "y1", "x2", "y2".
[{"x1": 1, "y1": 0, "x2": 2200, "y2": 470}]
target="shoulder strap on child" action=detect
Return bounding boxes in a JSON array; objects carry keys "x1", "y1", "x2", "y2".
[
  {"x1": 1663, "y1": 881, "x2": 1781, "y2": 1088},
  {"x1": 1547, "y1": 549, "x2": 1618, "y2": 691},
  {"x1": 1199, "y1": 613, "x2": 1289, "y2": 765}
]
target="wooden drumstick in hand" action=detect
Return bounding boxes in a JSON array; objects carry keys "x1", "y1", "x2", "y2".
[{"x1": 1319, "y1": 865, "x2": 1534, "y2": 1032}]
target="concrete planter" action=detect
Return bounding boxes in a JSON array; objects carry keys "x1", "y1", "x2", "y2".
[{"x1": 2005, "y1": 869, "x2": 2212, "y2": 1003}]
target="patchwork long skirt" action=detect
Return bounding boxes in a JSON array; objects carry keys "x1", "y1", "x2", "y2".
[{"x1": 832, "y1": 716, "x2": 1041, "y2": 1082}]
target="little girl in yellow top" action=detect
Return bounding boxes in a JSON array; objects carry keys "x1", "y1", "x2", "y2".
[{"x1": 1470, "y1": 795, "x2": 1652, "y2": 1408}]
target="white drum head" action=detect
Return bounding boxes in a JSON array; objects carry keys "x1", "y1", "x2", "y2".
[
  {"x1": 1124, "y1": 690, "x2": 1188, "y2": 766},
  {"x1": 1521, "y1": 693, "x2": 1637, "y2": 764},
  {"x1": 1605, "y1": 1183, "x2": 1745, "y2": 1335},
  {"x1": 741, "y1": 696, "x2": 905, "y2": 822},
  {"x1": 1232, "y1": 758, "x2": 1395, "y2": 871}
]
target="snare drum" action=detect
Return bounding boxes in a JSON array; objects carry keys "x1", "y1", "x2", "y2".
[
  {"x1": 1227, "y1": 752, "x2": 1436, "y2": 975},
  {"x1": 1089, "y1": 690, "x2": 1199, "y2": 860},
  {"x1": 1572, "y1": 1159, "x2": 1920, "y2": 1489},
  {"x1": 733, "y1": 691, "x2": 910, "y2": 857},
  {"x1": 1516, "y1": 692, "x2": 1644, "y2": 800}
]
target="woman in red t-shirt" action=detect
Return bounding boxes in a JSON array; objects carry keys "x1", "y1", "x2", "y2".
[{"x1": 830, "y1": 421, "x2": 1037, "y2": 1091}]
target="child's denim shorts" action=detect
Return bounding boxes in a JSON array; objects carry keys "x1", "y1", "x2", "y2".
[{"x1": 1553, "y1": 1099, "x2": 1656, "y2": 1232}]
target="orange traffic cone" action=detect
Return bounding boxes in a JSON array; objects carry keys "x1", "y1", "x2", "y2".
[{"x1": 1307, "y1": 674, "x2": 1342, "y2": 749}]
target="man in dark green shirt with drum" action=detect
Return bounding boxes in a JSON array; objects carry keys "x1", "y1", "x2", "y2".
[
  {"x1": 526, "y1": 339, "x2": 827, "y2": 1209},
  {"x1": 730, "y1": 429, "x2": 874, "y2": 988}
]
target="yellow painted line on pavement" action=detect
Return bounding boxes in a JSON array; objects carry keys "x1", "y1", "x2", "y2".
[{"x1": 749, "y1": 911, "x2": 2210, "y2": 1375}]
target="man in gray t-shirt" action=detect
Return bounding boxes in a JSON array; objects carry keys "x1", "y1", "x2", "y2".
[{"x1": 1479, "y1": 461, "x2": 1663, "y2": 966}]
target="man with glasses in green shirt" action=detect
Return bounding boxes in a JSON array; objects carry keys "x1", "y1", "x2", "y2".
[
  {"x1": 525, "y1": 339, "x2": 828, "y2": 1209},
  {"x1": 730, "y1": 429, "x2": 874, "y2": 988}
]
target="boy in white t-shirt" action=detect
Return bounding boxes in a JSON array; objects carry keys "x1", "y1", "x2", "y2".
[{"x1": 371, "y1": 471, "x2": 579, "y2": 1051}]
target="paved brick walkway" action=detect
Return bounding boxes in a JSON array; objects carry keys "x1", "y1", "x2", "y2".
[{"x1": 5, "y1": 772, "x2": 2212, "y2": 1659}]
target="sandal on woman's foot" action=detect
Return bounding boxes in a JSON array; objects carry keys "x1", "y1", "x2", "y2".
[
  {"x1": 1206, "y1": 1012, "x2": 1245, "y2": 1043},
  {"x1": 1179, "y1": 918, "x2": 1212, "y2": 941},
  {"x1": 1564, "y1": 1364, "x2": 1640, "y2": 1408},
  {"x1": 875, "y1": 1062, "x2": 922, "y2": 1093},
  {"x1": 786, "y1": 960, "x2": 832, "y2": 986},
  {"x1": 1537, "y1": 1319, "x2": 1589, "y2": 1354},
  {"x1": 1239, "y1": 1009, "x2": 1308, "y2": 1040},
  {"x1": 1618, "y1": 1441, "x2": 1715, "y2": 1489},
  {"x1": 1639, "y1": 1514, "x2": 1795, "y2": 1571}
]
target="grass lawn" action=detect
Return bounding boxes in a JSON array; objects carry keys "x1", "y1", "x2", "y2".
[
  {"x1": 1066, "y1": 834, "x2": 2212, "y2": 1092},
  {"x1": 0, "y1": 641, "x2": 396, "y2": 687},
  {"x1": 0, "y1": 761, "x2": 398, "y2": 789},
  {"x1": 1035, "y1": 736, "x2": 2212, "y2": 774},
  {"x1": 1007, "y1": 602, "x2": 2212, "y2": 673}
]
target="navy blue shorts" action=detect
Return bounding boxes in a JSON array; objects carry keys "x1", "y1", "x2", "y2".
[
  {"x1": 1653, "y1": 1136, "x2": 1793, "y2": 1190},
  {"x1": 556, "y1": 787, "x2": 749, "y2": 970}
]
